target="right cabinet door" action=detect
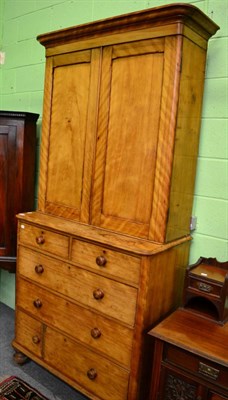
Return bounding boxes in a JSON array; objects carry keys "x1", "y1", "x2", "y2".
[{"x1": 91, "y1": 36, "x2": 181, "y2": 240}]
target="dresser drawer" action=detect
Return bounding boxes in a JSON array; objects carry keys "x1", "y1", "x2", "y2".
[
  {"x1": 188, "y1": 277, "x2": 222, "y2": 297},
  {"x1": 18, "y1": 247, "x2": 137, "y2": 326},
  {"x1": 71, "y1": 239, "x2": 140, "y2": 285},
  {"x1": 18, "y1": 246, "x2": 63, "y2": 281},
  {"x1": 15, "y1": 310, "x2": 43, "y2": 358},
  {"x1": 44, "y1": 327, "x2": 129, "y2": 400},
  {"x1": 164, "y1": 344, "x2": 228, "y2": 389},
  {"x1": 17, "y1": 278, "x2": 133, "y2": 367},
  {"x1": 18, "y1": 222, "x2": 69, "y2": 258}
]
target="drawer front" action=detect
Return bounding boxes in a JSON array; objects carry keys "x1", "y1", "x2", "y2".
[
  {"x1": 44, "y1": 327, "x2": 129, "y2": 400},
  {"x1": 17, "y1": 278, "x2": 133, "y2": 367},
  {"x1": 209, "y1": 392, "x2": 228, "y2": 399},
  {"x1": 18, "y1": 222, "x2": 69, "y2": 258},
  {"x1": 189, "y1": 278, "x2": 222, "y2": 297},
  {"x1": 165, "y1": 344, "x2": 228, "y2": 388},
  {"x1": 18, "y1": 246, "x2": 63, "y2": 280},
  {"x1": 18, "y1": 247, "x2": 137, "y2": 326},
  {"x1": 15, "y1": 310, "x2": 43, "y2": 357},
  {"x1": 71, "y1": 239, "x2": 140, "y2": 285}
]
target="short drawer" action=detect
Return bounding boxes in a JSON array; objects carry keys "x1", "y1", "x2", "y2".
[
  {"x1": 18, "y1": 222, "x2": 69, "y2": 258},
  {"x1": 17, "y1": 246, "x2": 63, "y2": 281},
  {"x1": 44, "y1": 327, "x2": 129, "y2": 400},
  {"x1": 164, "y1": 344, "x2": 228, "y2": 389},
  {"x1": 71, "y1": 239, "x2": 140, "y2": 285},
  {"x1": 14, "y1": 310, "x2": 43, "y2": 358},
  {"x1": 17, "y1": 278, "x2": 134, "y2": 367},
  {"x1": 17, "y1": 247, "x2": 137, "y2": 326}
]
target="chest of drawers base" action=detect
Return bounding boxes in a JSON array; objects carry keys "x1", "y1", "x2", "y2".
[{"x1": 13, "y1": 211, "x2": 191, "y2": 400}]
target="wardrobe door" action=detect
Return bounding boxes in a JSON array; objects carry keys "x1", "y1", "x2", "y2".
[
  {"x1": 92, "y1": 37, "x2": 181, "y2": 240},
  {"x1": 0, "y1": 124, "x2": 17, "y2": 259},
  {"x1": 38, "y1": 49, "x2": 100, "y2": 223}
]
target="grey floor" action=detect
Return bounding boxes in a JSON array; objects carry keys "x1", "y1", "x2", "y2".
[{"x1": 0, "y1": 302, "x2": 88, "y2": 400}]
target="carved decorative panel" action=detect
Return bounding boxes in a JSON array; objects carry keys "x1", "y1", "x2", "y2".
[{"x1": 164, "y1": 373, "x2": 197, "y2": 400}]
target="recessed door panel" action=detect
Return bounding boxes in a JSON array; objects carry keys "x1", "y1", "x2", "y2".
[
  {"x1": 0, "y1": 127, "x2": 8, "y2": 251},
  {"x1": 103, "y1": 52, "x2": 163, "y2": 223},
  {"x1": 0, "y1": 125, "x2": 17, "y2": 256},
  {"x1": 46, "y1": 62, "x2": 89, "y2": 211}
]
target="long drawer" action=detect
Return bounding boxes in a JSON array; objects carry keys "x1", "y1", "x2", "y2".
[
  {"x1": 44, "y1": 327, "x2": 129, "y2": 400},
  {"x1": 17, "y1": 278, "x2": 133, "y2": 367},
  {"x1": 18, "y1": 222, "x2": 69, "y2": 258},
  {"x1": 18, "y1": 246, "x2": 137, "y2": 326}
]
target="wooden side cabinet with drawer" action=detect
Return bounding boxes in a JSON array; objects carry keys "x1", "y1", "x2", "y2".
[{"x1": 148, "y1": 309, "x2": 228, "y2": 400}]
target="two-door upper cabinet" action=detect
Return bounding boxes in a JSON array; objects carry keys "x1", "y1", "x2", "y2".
[
  {"x1": 0, "y1": 111, "x2": 39, "y2": 272},
  {"x1": 37, "y1": 3, "x2": 219, "y2": 243}
]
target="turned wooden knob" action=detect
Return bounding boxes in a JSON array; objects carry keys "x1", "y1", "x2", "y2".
[
  {"x1": 32, "y1": 335, "x2": 40, "y2": 344},
  {"x1": 93, "y1": 289, "x2": 104, "y2": 300},
  {"x1": 96, "y1": 255, "x2": 107, "y2": 267},
  {"x1": 36, "y1": 235, "x2": 45, "y2": 245},
  {"x1": 87, "y1": 368, "x2": 97, "y2": 380},
  {"x1": 91, "y1": 327, "x2": 101, "y2": 339},
  {"x1": 33, "y1": 299, "x2": 42, "y2": 309},
  {"x1": 35, "y1": 264, "x2": 44, "y2": 274}
]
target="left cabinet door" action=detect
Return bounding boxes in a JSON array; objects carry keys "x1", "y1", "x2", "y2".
[{"x1": 38, "y1": 49, "x2": 101, "y2": 223}]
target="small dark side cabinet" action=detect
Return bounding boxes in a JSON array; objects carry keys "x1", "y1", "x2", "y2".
[
  {"x1": 0, "y1": 111, "x2": 39, "y2": 272},
  {"x1": 148, "y1": 309, "x2": 228, "y2": 400}
]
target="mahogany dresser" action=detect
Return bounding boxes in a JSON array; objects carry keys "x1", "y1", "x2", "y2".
[
  {"x1": 148, "y1": 309, "x2": 228, "y2": 400},
  {"x1": 12, "y1": 4, "x2": 219, "y2": 400},
  {"x1": 0, "y1": 111, "x2": 39, "y2": 272}
]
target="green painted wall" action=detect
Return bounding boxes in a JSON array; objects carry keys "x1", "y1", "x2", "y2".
[{"x1": 0, "y1": 0, "x2": 227, "y2": 309}]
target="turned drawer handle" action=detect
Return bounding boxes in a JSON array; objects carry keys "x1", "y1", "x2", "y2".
[
  {"x1": 33, "y1": 299, "x2": 42, "y2": 309},
  {"x1": 36, "y1": 235, "x2": 45, "y2": 245},
  {"x1": 32, "y1": 335, "x2": 40, "y2": 344},
  {"x1": 35, "y1": 264, "x2": 44, "y2": 274},
  {"x1": 91, "y1": 327, "x2": 102, "y2": 339},
  {"x1": 96, "y1": 255, "x2": 107, "y2": 267},
  {"x1": 87, "y1": 368, "x2": 97, "y2": 380},
  {"x1": 93, "y1": 289, "x2": 104, "y2": 300}
]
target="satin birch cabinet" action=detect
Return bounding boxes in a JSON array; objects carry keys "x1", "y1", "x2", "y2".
[{"x1": 12, "y1": 4, "x2": 219, "y2": 400}]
